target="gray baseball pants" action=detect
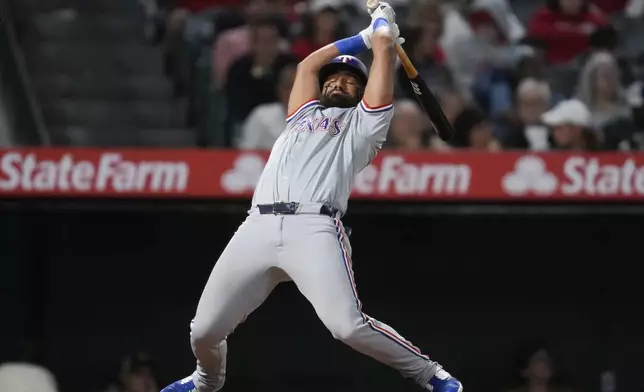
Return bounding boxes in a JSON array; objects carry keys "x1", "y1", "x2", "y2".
[{"x1": 189, "y1": 205, "x2": 439, "y2": 391}]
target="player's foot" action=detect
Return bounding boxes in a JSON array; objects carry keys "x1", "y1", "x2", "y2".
[
  {"x1": 426, "y1": 369, "x2": 463, "y2": 392},
  {"x1": 161, "y1": 375, "x2": 198, "y2": 392}
]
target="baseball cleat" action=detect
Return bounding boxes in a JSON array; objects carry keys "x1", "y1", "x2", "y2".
[
  {"x1": 161, "y1": 375, "x2": 198, "y2": 392},
  {"x1": 426, "y1": 369, "x2": 463, "y2": 392}
]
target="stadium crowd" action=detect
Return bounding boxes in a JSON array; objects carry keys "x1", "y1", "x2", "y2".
[{"x1": 139, "y1": 0, "x2": 644, "y2": 151}]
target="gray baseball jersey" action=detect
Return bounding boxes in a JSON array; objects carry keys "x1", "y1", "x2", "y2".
[
  {"x1": 187, "y1": 98, "x2": 439, "y2": 392},
  {"x1": 252, "y1": 98, "x2": 393, "y2": 214}
]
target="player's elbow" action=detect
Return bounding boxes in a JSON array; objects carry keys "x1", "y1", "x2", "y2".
[
  {"x1": 298, "y1": 44, "x2": 336, "y2": 73},
  {"x1": 296, "y1": 59, "x2": 314, "y2": 74},
  {"x1": 296, "y1": 58, "x2": 324, "y2": 85}
]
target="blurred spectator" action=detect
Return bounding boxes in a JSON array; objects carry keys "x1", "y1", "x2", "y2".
[
  {"x1": 588, "y1": 23, "x2": 619, "y2": 53},
  {"x1": 436, "y1": 1, "x2": 475, "y2": 96},
  {"x1": 504, "y1": 342, "x2": 575, "y2": 392},
  {"x1": 162, "y1": 0, "x2": 240, "y2": 54},
  {"x1": 224, "y1": 15, "x2": 297, "y2": 144},
  {"x1": 160, "y1": 0, "x2": 243, "y2": 94},
  {"x1": 398, "y1": 0, "x2": 452, "y2": 99},
  {"x1": 586, "y1": 25, "x2": 635, "y2": 87},
  {"x1": 450, "y1": 106, "x2": 502, "y2": 150},
  {"x1": 237, "y1": 63, "x2": 296, "y2": 149},
  {"x1": 162, "y1": 0, "x2": 240, "y2": 45},
  {"x1": 290, "y1": 0, "x2": 346, "y2": 61},
  {"x1": 541, "y1": 98, "x2": 601, "y2": 149},
  {"x1": 0, "y1": 362, "x2": 58, "y2": 392},
  {"x1": 628, "y1": 81, "x2": 644, "y2": 126},
  {"x1": 575, "y1": 51, "x2": 631, "y2": 130},
  {"x1": 528, "y1": 0, "x2": 607, "y2": 64},
  {"x1": 396, "y1": 23, "x2": 454, "y2": 101},
  {"x1": 501, "y1": 78, "x2": 552, "y2": 150},
  {"x1": 509, "y1": 39, "x2": 548, "y2": 89},
  {"x1": 624, "y1": 0, "x2": 644, "y2": 17},
  {"x1": 591, "y1": 0, "x2": 629, "y2": 15},
  {"x1": 212, "y1": 0, "x2": 289, "y2": 90},
  {"x1": 386, "y1": 100, "x2": 432, "y2": 149},
  {"x1": 405, "y1": 0, "x2": 444, "y2": 30},
  {"x1": 461, "y1": 0, "x2": 524, "y2": 113},
  {"x1": 177, "y1": 0, "x2": 239, "y2": 12},
  {"x1": 438, "y1": 86, "x2": 468, "y2": 126},
  {"x1": 469, "y1": 0, "x2": 525, "y2": 43},
  {"x1": 517, "y1": 79, "x2": 552, "y2": 125},
  {"x1": 441, "y1": 0, "x2": 524, "y2": 97},
  {"x1": 602, "y1": 116, "x2": 642, "y2": 150},
  {"x1": 599, "y1": 80, "x2": 644, "y2": 150},
  {"x1": 104, "y1": 352, "x2": 158, "y2": 392}
]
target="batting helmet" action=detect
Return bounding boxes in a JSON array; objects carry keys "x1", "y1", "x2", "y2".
[{"x1": 318, "y1": 55, "x2": 369, "y2": 92}]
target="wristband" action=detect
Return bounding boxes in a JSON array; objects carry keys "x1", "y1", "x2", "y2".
[
  {"x1": 373, "y1": 17, "x2": 389, "y2": 31},
  {"x1": 334, "y1": 34, "x2": 368, "y2": 56}
]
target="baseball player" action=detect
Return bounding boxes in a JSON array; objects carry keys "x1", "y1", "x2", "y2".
[{"x1": 161, "y1": 4, "x2": 462, "y2": 392}]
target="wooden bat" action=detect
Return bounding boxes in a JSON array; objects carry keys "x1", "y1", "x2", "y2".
[{"x1": 366, "y1": 0, "x2": 455, "y2": 141}]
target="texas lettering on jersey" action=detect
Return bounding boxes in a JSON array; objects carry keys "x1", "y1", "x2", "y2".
[{"x1": 290, "y1": 116, "x2": 346, "y2": 137}]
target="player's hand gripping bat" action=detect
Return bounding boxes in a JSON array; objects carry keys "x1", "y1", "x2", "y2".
[{"x1": 367, "y1": 0, "x2": 455, "y2": 141}]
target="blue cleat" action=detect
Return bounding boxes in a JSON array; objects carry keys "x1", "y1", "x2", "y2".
[
  {"x1": 426, "y1": 369, "x2": 463, "y2": 392},
  {"x1": 161, "y1": 375, "x2": 198, "y2": 392}
]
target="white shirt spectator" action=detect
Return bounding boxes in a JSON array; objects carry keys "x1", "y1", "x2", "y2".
[
  {"x1": 517, "y1": 78, "x2": 552, "y2": 150},
  {"x1": 237, "y1": 102, "x2": 287, "y2": 150}
]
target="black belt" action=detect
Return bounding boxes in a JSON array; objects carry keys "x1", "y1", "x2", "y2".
[
  {"x1": 257, "y1": 202, "x2": 351, "y2": 236},
  {"x1": 257, "y1": 202, "x2": 338, "y2": 218}
]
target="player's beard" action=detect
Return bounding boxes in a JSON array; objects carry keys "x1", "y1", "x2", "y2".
[{"x1": 321, "y1": 91, "x2": 359, "y2": 108}]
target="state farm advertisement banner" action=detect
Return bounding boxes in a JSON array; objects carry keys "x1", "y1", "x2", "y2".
[{"x1": 1, "y1": 148, "x2": 644, "y2": 200}]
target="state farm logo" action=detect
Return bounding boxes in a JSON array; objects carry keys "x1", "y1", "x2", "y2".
[
  {"x1": 221, "y1": 153, "x2": 265, "y2": 193},
  {"x1": 503, "y1": 155, "x2": 644, "y2": 197},
  {"x1": 502, "y1": 156, "x2": 558, "y2": 196},
  {"x1": 218, "y1": 153, "x2": 471, "y2": 196},
  {"x1": 0, "y1": 151, "x2": 189, "y2": 193},
  {"x1": 354, "y1": 155, "x2": 470, "y2": 195}
]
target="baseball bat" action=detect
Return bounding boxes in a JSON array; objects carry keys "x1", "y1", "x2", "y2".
[{"x1": 366, "y1": 0, "x2": 455, "y2": 141}]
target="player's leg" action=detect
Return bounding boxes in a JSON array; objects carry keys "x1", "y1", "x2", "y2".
[
  {"x1": 279, "y1": 215, "x2": 462, "y2": 391},
  {"x1": 162, "y1": 214, "x2": 287, "y2": 392}
]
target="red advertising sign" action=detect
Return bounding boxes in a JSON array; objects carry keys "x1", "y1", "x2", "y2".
[{"x1": 1, "y1": 148, "x2": 643, "y2": 200}]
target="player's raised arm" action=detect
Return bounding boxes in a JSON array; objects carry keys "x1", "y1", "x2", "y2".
[
  {"x1": 287, "y1": 21, "x2": 375, "y2": 123},
  {"x1": 362, "y1": 18, "x2": 397, "y2": 109},
  {"x1": 355, "y1": 3, "x2": 400, "y2": 148}
]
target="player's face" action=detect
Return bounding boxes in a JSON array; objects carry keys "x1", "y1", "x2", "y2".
[{"x1": 321, "y1": 71, "x2": 362, "y2": 108}]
